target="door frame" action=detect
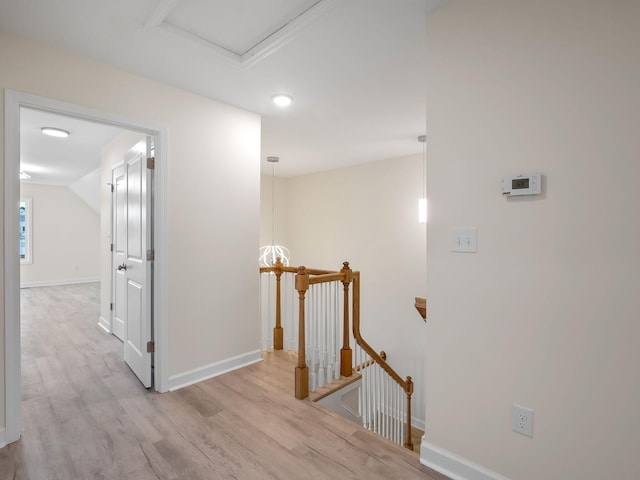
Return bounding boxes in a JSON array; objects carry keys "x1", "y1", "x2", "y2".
[{"x1": 3, "y1": 89, "x2": 169, "y2": 445}]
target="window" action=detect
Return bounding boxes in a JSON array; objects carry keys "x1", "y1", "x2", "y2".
[{"x1": 20, "y1": 198, "x2": 32, "y2": 264}]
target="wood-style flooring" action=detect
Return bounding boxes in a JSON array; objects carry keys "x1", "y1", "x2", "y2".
[{"x1": 0, "y1": 283, "x2": 448, "y2": 480}]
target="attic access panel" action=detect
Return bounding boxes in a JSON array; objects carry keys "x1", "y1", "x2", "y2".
[{"x1": 165, "y1": 0, "x2": 324, "y2": 56}]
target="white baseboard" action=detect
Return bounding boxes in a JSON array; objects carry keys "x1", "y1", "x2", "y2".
[
  {"x1": 420, "y1": 439, "x2": 509, "y2": 480},
  {"x1": 168, "y1": 350, "x2": 263, "y2": 391},
  {"x1": 98, "y1": 315, "x2": 111, "y2": 333},
  {"x1": 413, "y1": 417, "x2": 426, "y2": 432},
  {"x1": 20, "y1": 277, "x2": 100, "y2": 288},
  {"x1": 0, "y1": 427, "x2": 6, "y2": 449}
]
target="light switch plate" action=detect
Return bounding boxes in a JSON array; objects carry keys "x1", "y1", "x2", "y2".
[{"x1": 451, "y1": 227, "x2": 477, "y2": 252}]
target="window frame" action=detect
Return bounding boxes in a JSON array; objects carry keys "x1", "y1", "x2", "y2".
[{"x1": 20, "y1": 197, "x2": 33, "y2": 264}]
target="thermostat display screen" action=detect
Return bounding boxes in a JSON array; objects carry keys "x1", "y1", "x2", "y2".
[
  {"x1": 502, "y1": 173, "x2": 542, "y2": 196},
  {"x1": 512, "y1": 178, "x2": 529, "y2": 189}
]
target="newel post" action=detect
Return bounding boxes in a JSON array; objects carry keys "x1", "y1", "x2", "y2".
[
  {"x1": 340, "y1": 262, "x2": 353, "y2": 377},
  {"x1": 404, "y1": 376, "x2": 414, "y2": 450},
  {"x1": 295, "y1": 266, "x2": 309, "y2": 399},
  {"x1": 273, "y1": 257, "x2": 284, "y2": 350}
]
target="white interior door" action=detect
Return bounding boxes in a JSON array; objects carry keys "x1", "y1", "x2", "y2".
[
  {"x1": 111, "y1": 164, "x2": 126, "y2": 341},
  {"x1": 112, "y1": 139, "x2": 153, "y2": 388}
]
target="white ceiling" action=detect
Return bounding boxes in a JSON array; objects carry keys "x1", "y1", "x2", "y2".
[
  {"x1": 20, "y1": 108, "x2": 123, "y2": 186},
  {"x1": 1, "y1": 0, "x2": 446, "y2": 179}
]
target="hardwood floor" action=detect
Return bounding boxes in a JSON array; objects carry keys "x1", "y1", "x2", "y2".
[{"x1": 0, "y1": 283, "x2": 448, "y2": 480}]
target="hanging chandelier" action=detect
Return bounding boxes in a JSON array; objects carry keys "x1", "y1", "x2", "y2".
[{"x1": 259, "y1": 156, "x2": 291, "y2": 267}]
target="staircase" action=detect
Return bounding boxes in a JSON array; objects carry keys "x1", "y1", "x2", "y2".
[{"x1": 260, "y1": 259, "x2": 416, "y2": 450}]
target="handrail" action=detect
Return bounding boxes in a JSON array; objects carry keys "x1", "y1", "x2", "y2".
[
  {"x1": 354, "y1": 351, "x2": 385, "y2": 372},
  {"x1": 415, "y1": 296, "x2": 427, "y2": 321},
  {"x1": 261, "y1": 263, "x2": 336, "y2": 276},
  {"x1": 309, "y1": 272, "x2": 346, "y2": 284},
  {"x1": 352, "y1": 271, "x2": 414, "y2": 449}
]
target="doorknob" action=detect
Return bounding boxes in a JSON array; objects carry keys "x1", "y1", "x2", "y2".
[{"x1": 117, "y1": 263, "x2": 127, "y2": 271}]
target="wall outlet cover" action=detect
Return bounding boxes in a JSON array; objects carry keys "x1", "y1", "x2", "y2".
[{"x1": 512, "y1": 404, "x2": 534, "y2": 437}]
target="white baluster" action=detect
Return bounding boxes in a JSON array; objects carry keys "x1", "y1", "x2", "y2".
[
  {"x1": 374, "y1": 365, "x2": 380, "y2": 435},
  {"x1": 330, "y1": 282, "x2": 335, "y2": 379},
  {"x1": 323, "y1": 282, "x2": 329, "y2": 386},
  {"x1": 391, "y1": 382, "x2": 395, "y2": 444},
  {"x1": 338, "y1": 283, "x2": 342, "y2": 376},
  {"x1": 396, "y1": 384, "x2": 401, "y2": 444},
  {"x1": 384, "y1": 371, "x2": 388, "y2": 440},
  {"x1": 380, "y1": 368, "x2": 384, "y2": 439},
  {"x1": 364, "y1": 363, "x2": 370, "y2": 430},
  {"x1": 360, "y1": 361, "x2": 365, "y2": 428},
  {"x1": 400, "y1": 384, "x2": 407, "y2": 443},
  {"x1": 379, "y1": 367, "x2": 383, "y2": 438},
  {"x1": 368, "y1": 358, "x2": 373, "y2": 430},
  {"x1": 396, "y1": 383, "x2": 401, "y2": 445}
]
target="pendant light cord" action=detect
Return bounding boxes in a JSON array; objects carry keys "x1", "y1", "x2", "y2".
[
  {"x1": 422, "y1": 139, "x2": 426, "y2": 198},
  {"x1": 271, "y1": 161, "x2": 275, "y2": 246}
]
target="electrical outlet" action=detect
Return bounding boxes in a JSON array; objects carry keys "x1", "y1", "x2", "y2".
[{"x1": 512, "y1": 404, "x2": 534, "y2": 437}]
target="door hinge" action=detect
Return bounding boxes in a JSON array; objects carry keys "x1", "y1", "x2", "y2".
[
  {"x1": 110, "y1": 302, "x2": 113, "y2": 311},
  {"x1": 147, "y1": 249, "x2": 155, "y2": 261},
  {"x1": 147, "y1": 157, "x2": 155, "y2": 170},
  {"x1": 110, "y1": 183, "x2": 114, "y2": 193},
  {"x1": 110, "y1": 243, "x2": 114, "y2": 252},
  {"x1": 146, "y1": 341, "x2": 155, "y2": 353}
]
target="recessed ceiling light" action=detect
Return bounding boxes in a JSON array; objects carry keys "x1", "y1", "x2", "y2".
[
  {"x1": 41, "y1": 127, "x2": 70, "y2": 138},
  {"x1": 272, "y1": 94, "x2": 293, "y2": 107}
]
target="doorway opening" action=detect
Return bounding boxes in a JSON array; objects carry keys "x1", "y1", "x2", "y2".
[{"x1": 4, "y1": 90, "x2": 169, "y2": 445}]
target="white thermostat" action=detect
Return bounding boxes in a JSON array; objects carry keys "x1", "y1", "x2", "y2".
[{"x1": 502, "y1": 173, "x2": 542, "y2": 196}]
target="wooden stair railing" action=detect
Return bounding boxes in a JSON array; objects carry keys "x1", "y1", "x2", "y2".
[
  {"x1": 351, "y1": 269, "x2": 414, "y2": 450},
  {"x1": 260, "y1": 259, "x2": 415, "y2": 450},
  {"x1": 415, "y1": 296, "x2": 427, "y2": 321}
]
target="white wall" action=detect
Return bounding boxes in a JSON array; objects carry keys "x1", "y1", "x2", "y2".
[
  {"x1": 20, "y1": 183, "x2": 100, "y2": 287},
  {"x1": 270, "y1": 154, "x2": 428, "y2": 427},
  {"x1": 423, "y1": 1, "x2": 640, "y2": 479},
  {"x1": 1, "y1": 31, "x2": 261, "y2": 431},
  {"x1": 99, "y1": 131, "x2": 146, "y2": 330},
  {"x1": 260, "y1": 173, "x2": 289, "y2": 256},
  {"x1": 69, "y1": 168, "x2": 101, "y2": 214}
]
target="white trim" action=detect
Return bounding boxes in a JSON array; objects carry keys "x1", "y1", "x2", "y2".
[
  {"x1": 4, "y1": 89, "x2": 22, "y2": 445},
  {"x1": 20, "y1": 277, "x2": 100, "y2": 289},
  {"x1": 154, "y1": 121, "x2": 169, "y2": 394},
  {"x1": 420, "y1": 440, "x2": 510, "y2": 480},
  {"x1": 156, "y1": 0, "x2": 342, "y2": 69},
  {"x1": 144, "y1": 0, "x2": 181, "y2": 28},
  {"x1": 4, "y1": 89, "x2": 170, "y2": 446},
  {"x1": 168, "y1": 350, "x2": 263, "y2": 391},
  {"x1": 241, "y1": 0, "x2": 342, "y2": 69},
  {"x1": 98, "y1": 315, "x2": 112, "y2": 333},
  {"x1": 159, "y1": 23, "x2": 243, "y2": 67},
  {"x1": 0, "y1": 427, "x2": 6, "y2": 448},
  {"x1": 19, "y1": 197, "x2": 32, "y2": 264}
]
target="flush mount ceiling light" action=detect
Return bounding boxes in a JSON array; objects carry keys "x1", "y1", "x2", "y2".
[
  {"x1": 272, "y1": 94, "x2": 293, "y2": 107},
  {"x1": 19, "y1": 170, "x2": 31, "y2": 180},
  {"x1": 41, "y1": 127, "x2": 70, "y2": 138}
]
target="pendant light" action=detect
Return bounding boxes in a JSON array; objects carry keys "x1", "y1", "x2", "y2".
[
  {"x1": 418, "y1": 135, "x2": 427, "y2": 223},
  {"x1": 259, "y1": 156, "x2": 291, "y2": 267}
]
